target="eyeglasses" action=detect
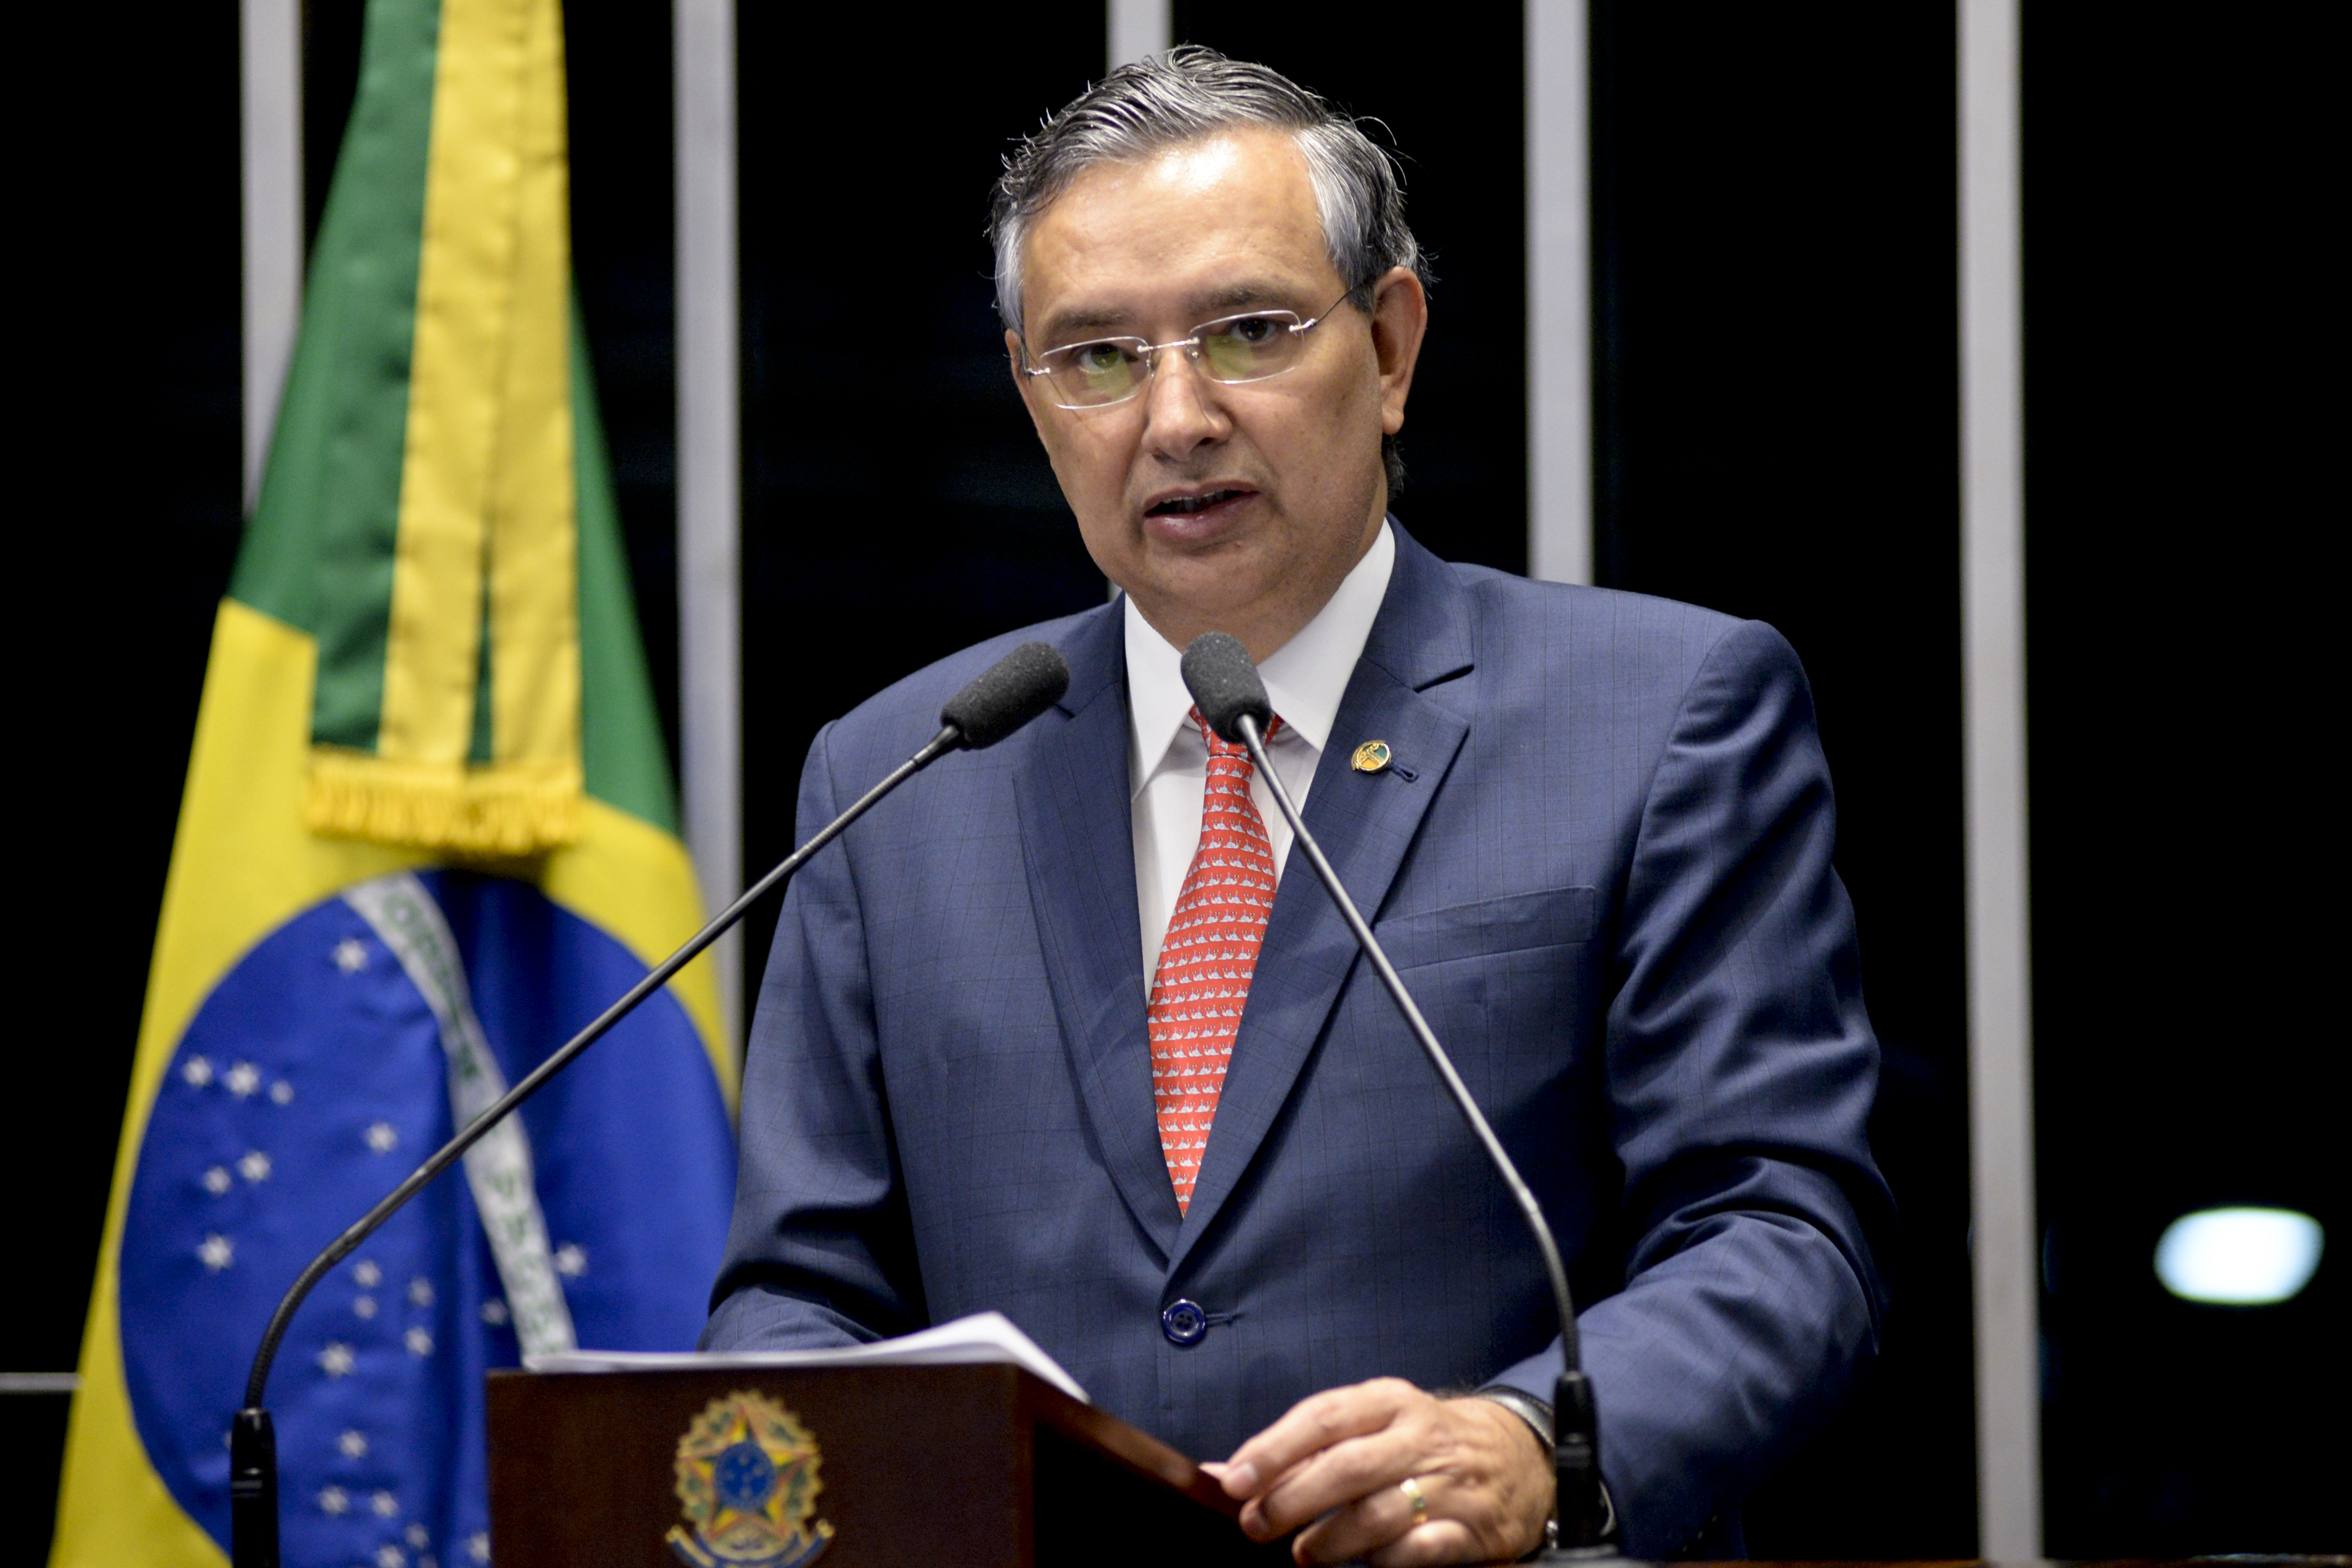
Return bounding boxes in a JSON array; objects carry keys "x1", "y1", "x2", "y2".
[{"x1": 1021, "y1": 292, "x2": 1353, "y2": 410}]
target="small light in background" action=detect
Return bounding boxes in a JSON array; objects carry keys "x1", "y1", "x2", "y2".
[{"x1": 2155, "y1": 1207, "x2": 2324, "y2": 1305}]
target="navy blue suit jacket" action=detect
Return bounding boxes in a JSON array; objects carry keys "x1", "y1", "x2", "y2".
[{"x1": 705, "y1": 525, "x2": 1890, "y2": 1555}]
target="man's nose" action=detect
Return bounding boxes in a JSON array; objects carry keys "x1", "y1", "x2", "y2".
[{"x1": 1139, "y1": 348, "x2": 1230, "y2": 458}]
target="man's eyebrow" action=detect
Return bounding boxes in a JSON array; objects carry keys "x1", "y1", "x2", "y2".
[
  {"x1": 1034, "y1": 281, "x2": 1319, "y2": 344},
  {"x1": 1188, "y1": 280, "x2": 1305, "y2": 317},
  {"x1": 1035, "y1": 305, "x2": 1133, "y2": 341}
]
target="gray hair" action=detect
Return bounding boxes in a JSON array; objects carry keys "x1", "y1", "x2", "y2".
[{"x1": 988, "y1": 47, "x2": 1428, "y2": 339}]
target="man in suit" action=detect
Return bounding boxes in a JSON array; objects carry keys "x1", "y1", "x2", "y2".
[{"x1": 705, "y1": 49, "x2": 1889, "y2": 1563}]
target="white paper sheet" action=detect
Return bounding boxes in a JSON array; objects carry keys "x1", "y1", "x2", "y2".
[{"x1": 523, "y1": 1310, "x2": 1089, "y2": 1404}]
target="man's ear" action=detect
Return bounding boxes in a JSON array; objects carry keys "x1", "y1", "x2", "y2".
[{"x1": 1367, "y1": 267, "x2": 1429, "y2": 437}]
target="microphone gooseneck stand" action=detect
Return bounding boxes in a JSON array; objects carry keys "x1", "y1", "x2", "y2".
[
  {"x1": 229, "y1": 642, "x2": 1070, "y2": 1568},
  {"x1": 1181, "y1": 632, "x2": 1617, "y2": 1560}
]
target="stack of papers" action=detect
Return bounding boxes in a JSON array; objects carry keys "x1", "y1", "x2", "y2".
[{"x1": 524, "y1": 1311, "x2": 1090, "y2": 1405}]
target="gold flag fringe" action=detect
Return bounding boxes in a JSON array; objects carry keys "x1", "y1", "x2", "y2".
[{"x1": 305, "y1": 748, "x2": 582, "y2": 858}]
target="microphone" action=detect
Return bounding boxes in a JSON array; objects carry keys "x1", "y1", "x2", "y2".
[
  {"x1": 230, "y1": 641, "x2": 1070, "y2": 1568},
  {"x1": 1179, "y1": 632, "x2": 1616, "y2": 1559}
]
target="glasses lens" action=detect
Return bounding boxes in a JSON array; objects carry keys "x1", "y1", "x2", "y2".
[
  {"x1": 1045, "y1": 339, "x2": 1144, "y2": 406},
  {"x1": 1197, "y1": 313, "x2": 1302, "y2": 383}
]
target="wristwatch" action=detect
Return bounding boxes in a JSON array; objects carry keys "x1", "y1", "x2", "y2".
[{"x1": 1470, "y1": 1386, "x2": 1618, "y2": 1551}]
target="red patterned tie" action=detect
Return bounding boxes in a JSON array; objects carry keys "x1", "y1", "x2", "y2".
[{"x1": 1148, "y1": 706, "x2": 1283, "y2": 1212}]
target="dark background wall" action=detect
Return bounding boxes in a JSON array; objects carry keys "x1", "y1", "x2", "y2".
[
  {"x1": 9, "y1": 1, "x2": 2336, "y2": 1559},
  {"x1": 1583, "y1": 0, "x2": 1974, "y2": 1552},
  {"x1": 11, "y1": 2, "x2": 245, "y2": 1552},
  {"x1": 2021, "y1": 7, "x2": 2339, "y2": 1552},
  {"x1": 732, "y1": 1, "x2": 1109, "y2": 988}
]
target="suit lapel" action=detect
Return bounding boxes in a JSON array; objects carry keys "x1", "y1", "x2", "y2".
[
  {"x1": 1015, "y1": 606, "x2": 1183, "y2": 1259},
  {"x1": 1171, "y1": 529, "x2": 1476, "y2": 1273}
]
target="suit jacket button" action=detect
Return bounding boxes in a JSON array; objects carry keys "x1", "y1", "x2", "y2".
[{"x1": 1161, "y1": 1299, "x2": 1208, "y2": 1345}]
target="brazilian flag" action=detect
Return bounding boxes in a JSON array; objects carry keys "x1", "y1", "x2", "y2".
[{"x1": 51, "y1": 0, "x2": 736, "y2": 1561}]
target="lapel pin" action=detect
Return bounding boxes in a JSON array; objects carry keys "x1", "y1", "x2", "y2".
[{"x1": 1350, "y1": 740, "x2": 1393, "y2": 774}]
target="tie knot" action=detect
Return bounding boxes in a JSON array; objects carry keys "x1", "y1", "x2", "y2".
[{"x1": 1189, "y1": 705, "x2": 1280, "y2": 758}]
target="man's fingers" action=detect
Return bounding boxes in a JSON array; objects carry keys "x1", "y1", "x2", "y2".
[
  {"x1": 1245, "y1": 1418, "x2": 1425, "y2": 1539},
  {"x1": 1289, "y1": 1479, "x2": 1498, "y2": 1568},
  {"x1": 1289, "y1": 1473, "x2": 1442, "y2": 1566},
  {"x1": 1224, "y1": 1377, "x2": 1422, "y2": 1501},
  {"x1": 1225, "y1": 1382, "x2": 1553, "y2": 1563},
  {"x1": 1364, "y1": 1520, "x2": 1482, "y2": 1568}
]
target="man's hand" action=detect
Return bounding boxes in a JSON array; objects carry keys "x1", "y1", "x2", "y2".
[{"x1": 1203, "y1": 1378, "x2": 1553, "y2": 1566}]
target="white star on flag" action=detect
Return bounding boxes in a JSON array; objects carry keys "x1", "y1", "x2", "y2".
[
  {"x1": 373, "y1": 1490, "x2": 400, "y2": 1517},
  {"x1": 469, "y1": 1533, "x2": 491, "y2": 1562},
  {"x1": 354, "y1": 1296, "x2": 377, "y2": 1320},
  {"x1": 237, "y1": 1150, "x2": 272, "y2": 1183},
  {"x1": 270, "y1": 1079, "x2": 296, "y2": 1104},
  {"x1": 319, "y1": 1342, "x2": 355, "y2": 1377},
  {"x1": 376, "y1": 1546, "x2": 407, "y2": 1568},
  {"x1": 408, "y1": 1277, "x2": 435, "y2": 1307},
  {"x1": 182, "y1": 1056, "x2": 214, "y2": 1088},
  {"x1": 480, "y1": 1298, "x2": 510, "y2": 1326},
  {"x1": 333, "y1": 938, "x2": 369, "y2": 973},
  {"x1": 406, "y1": 1523, "x2": 432, "y2": 1548},
  {"x1": 225, "y1": 1062, "x2": 261, "y2": 1098},
  {"x1": 198, "y1": 1234, "x2": 233, "y2": 1272},
  {"x1": 404, "y1": 1326, "x2": 434, "y2": 1357},
  {"x1": 365, "y1": 1122, "x2": 399, "y2": 1153},
  {"x1": 354, "y1": 1260, "x2": 382, "y2": 1287},
  {"x1": 552, "y1": 1244, "x2": 587, "y2": 1277},
  {"x1": 339, "y1": 1429, "x2": 369, "y2": 1458},
  {"x1": 319, "y1": 1486, "x2": 350, "y2": 1516},
  {"x1": 202, "y1": 1167, "x2": 232, "y2": 1196}
]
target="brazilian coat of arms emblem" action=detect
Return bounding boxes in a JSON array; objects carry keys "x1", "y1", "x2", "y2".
[{"x1": 666, "y1": 1390, "x2": 835, "y2": 1568}]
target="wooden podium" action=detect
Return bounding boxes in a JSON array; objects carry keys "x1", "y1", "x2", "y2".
[{"x1": 486, "y1": 1361, "x2": 1291, "y2": 1567}]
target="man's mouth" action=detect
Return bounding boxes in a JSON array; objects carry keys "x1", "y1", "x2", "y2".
[{"x1": 1147, "y1": 488, "x2": 1249, "y2": 517}]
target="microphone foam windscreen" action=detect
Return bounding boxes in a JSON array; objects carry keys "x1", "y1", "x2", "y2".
[
  {"x1": 1181, "y1": 632, "x2": 1272, "y2": 744},
  {"x1": 939, "y1": 641, "x2": 1072, "y2": 748}
]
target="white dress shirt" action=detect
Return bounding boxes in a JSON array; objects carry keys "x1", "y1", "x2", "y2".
[{"x1": 1126, "y1": 520, "x2": 1397, "y2": 979}]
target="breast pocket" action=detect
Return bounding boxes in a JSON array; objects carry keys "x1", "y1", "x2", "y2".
[{"x1": 1375, "y1": 887, "x2": 1599, "y2": 971}]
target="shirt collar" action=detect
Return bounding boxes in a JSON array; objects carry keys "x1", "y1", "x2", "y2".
[{"x1": 1124, "y1": 518, "x2": 1397, "y2": 794}]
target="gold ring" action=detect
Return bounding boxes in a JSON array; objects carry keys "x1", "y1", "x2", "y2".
[{"x1": 1398, "y1": 1475, "x2": 1429, "y2": 1524}]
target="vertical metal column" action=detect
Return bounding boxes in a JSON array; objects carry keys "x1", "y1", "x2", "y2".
[
  {"x1": 241, "y1": 0, "x2": 302, "y2": 511},
  {"x1": 1959, "y1": 0, "x2": 2042, "y2": 1552},
  {"x1": 1108, "y1": 0, "x2": 1171, "y2": 68},
  {"x1": 677, "y1": 0, "x2": 743, "y2": 1049},
  {"x1": 1526, "y1": 0, "x2": 1591, "y2": 585}
]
